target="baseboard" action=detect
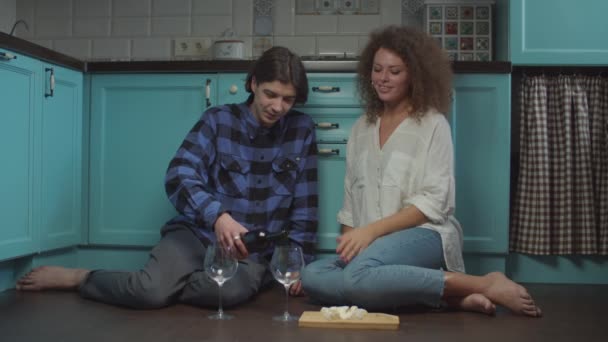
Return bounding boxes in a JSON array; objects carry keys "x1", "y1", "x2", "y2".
[{"x1": 507, "y1": 254, "x2": 608, "y2": 284}]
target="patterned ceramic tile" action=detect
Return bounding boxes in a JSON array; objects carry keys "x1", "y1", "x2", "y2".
[
  {"x1": 476, "y1": 52, "x2": 490, "y2": 61},
  {"x1": 476, "y1": 37, "x2": 489, "y2": 50},
  {"x1": 461, "y1": 21, "x2": 474, "y2": 35},
  {"x1": 460, "y1": 6, "x2": 474, "y2": 19},
  {"x1": 445, "y1": 6, "x2": 457, "y2": 19},
  {"x1": 445, "y1": 22, "x2": 458, "y2": 34},
  {"x1": 476, "y1": 6, "x2": 489, "y2": 19},
  {"x1": 430, "y1": 22, "x2": 442, "y2": 34},
  {"x1": 424, "y1": 2, "x2": 493, "y2": 61},
  {"x1": 444, "y1": 37, "x2": 458, "y2": 50},
  {"x1": 476, "y1": 21, "x2": 489, "y2": 35},
  {"x1": 460, "y1": 37, "x2": 473, "y2": 50},
  {"x1": 429, "y1": 6, "x2": 442, "y2": 19},
  {"x1": 459, "y1": 52, "x2": 474, "y2": 61}
]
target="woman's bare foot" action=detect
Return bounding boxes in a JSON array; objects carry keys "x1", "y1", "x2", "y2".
[
  {"x1": 16, "y1": 266, "x2": 90, "y2": 291},
  {"x1": 482, "y1": 272, "x2": 542, "y2": 317},
  {"x1": 447, "y1": 293, "x2": 496, "y2": 315}
]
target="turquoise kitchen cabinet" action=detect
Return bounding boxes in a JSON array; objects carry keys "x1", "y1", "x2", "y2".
[
  {"x1": 218, "y1": 73, "x2": 248, "y2": 104},
  {"x1": 296, "y1": 74, "x2": 362, "y2": 254},
  {"x1": 315, "y1": 143, "x2": 347, "y2": 252},
  {"x1": 0, "y1": 49, "x2": 84, "y2": 260},
  {"x1": 38, "y1": 63, "x2": 83, "y2": 251},
  {"x1": 450, "y1": 74, "x2": 511, "y2": 253},
  {"x1": 0, "y1": 49, "x2": 39, "y2": 260},
  {"x1": 510, "y1": 0, "x2": 608, "y2": 65},
  {"x1": 89, "y1": 74, "x2": 217, "y2": 246}
]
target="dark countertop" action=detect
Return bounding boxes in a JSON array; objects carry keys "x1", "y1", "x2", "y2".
[
  {"x1": 1, "y1": 32, "x2": 512, "y2": 74},
  {"x1": 0, "y1": 32, "x2": 84, "y2": 70}
]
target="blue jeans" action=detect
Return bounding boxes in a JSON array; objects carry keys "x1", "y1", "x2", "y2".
[{"x1": 301, "y1": 227, "x2": 445, "y2": 310}]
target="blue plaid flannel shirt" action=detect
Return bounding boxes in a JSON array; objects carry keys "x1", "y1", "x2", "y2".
[{"x1": 164, "y1": 103, "x2": 318, "y2": 263}]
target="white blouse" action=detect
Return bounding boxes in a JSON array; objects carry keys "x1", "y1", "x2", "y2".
[{"x1": 337, "y1": 110, "x2": 465, "y2": 272}]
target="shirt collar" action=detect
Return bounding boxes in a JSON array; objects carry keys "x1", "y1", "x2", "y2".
[{"x1": 238, "y1": 102, "x2": 285, "y2": 140}]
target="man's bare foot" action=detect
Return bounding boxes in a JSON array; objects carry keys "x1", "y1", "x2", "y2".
[
  {"x1": 482, "y1": 272, "x2": 542, "y2": 317},
  {"x1": 16, "y1": 266, "x2": 90, "y2": 291},
  {"x1": 447, "y1": 293, "x2": 496, "y2": 315}
]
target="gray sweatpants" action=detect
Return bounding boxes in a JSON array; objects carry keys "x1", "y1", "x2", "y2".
[{"x1": 78, "y1": 225, "x2": 271, "y2": 309}]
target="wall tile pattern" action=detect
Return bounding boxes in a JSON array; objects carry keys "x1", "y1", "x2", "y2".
[{"x1": 13, "y1": 0, "x2": 404, "y2": 61}]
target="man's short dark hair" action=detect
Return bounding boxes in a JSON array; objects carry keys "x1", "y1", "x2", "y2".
[{"x1": 245, "y1": 46, "x2": 308, "y2": 105}]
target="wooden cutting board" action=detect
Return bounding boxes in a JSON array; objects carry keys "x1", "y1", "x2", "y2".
[{"x1": 298, "y1": 311, "x2": 400, "y2": 330}]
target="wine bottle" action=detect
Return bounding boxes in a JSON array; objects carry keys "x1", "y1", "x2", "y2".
[{"x1": 241, "y1": 229, "x2": 290, "y2": 252}]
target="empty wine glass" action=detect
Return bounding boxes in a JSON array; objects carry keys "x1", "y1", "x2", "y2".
[
  {"x1": 204, "y1": 242, "x2": 238, "y2": 320},
  {"x1": 270, "y1": 244, "x2": 304, "y2": 322}
]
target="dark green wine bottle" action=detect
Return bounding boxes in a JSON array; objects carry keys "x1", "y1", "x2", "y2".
[{"x1": 241, "y1": 229, "x2": 289, "y2": 252}]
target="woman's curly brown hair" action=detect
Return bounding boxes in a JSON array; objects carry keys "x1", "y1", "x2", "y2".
[{"x1": 357, "y1": 25, "x2": 453, "y2": 123}]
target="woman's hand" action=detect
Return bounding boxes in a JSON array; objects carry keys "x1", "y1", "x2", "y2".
[{"x1": 336, "y1": 226, "x2": 376, "y2": 263}]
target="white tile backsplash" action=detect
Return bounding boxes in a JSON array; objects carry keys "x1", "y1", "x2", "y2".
[
  {"x1": 192, "y1": 15, "x2": 233, "y2": 36},
  {"x1": 112, "y1": 17, "x2": 150, "y2": 37},
  {"x1": 35, "y1": 0, "x2": 72, "y2": 18},
  {"x1": 295, "y1": 15, "x2": 338, "y2": 34},
  {"x1": 192, "y1": 0, "x2": 232, "y2": 15},
  {"x1": 73, "y1": 18, "x2": 111, "y2": 37},
  {"x1": 274, "y1": 36, "x2": 316, "y2": 57},
  {"x1": 152, "y1": 0, "x2": 191, "y2": 16},
  {"x1": 380, "y1": 0, "x2": 402, "y2": 25},
  {"x1": 92, "y1": 38, "x2": 131, "y2": 60},
  {"x1": 232, "y1": 0, "x2": 253, "y2": 36},
  {"x1": 54, "y1": 39, "x2": 91, "y2": 59},
  {"x1": 113, "y1": 0, "x2": 151, "y2": 17},
  {"x1": 35, "y1": 17, "x2": 72, "y2": 37},
  {"x1": 74, "y1": 0, "x2": 111, "y2": 17},
  {"x1": 151, "y1": 17, "x2": 190, "y2": 36},
  {"x1": 338, "y1": 14, "x2": 381, "y2": 33},
  {"x1": 273, "y1": 0, "x2": 295, "y2": 35},
  {"x1": 16, "y1": 0, "x2": 410, "y2": 60},
  {"x1": 317, "y1": 35, "x2": 359, "y2": 56},
  {"x1": 131, "y1": 37, "x2": 171, "y2": 59}
]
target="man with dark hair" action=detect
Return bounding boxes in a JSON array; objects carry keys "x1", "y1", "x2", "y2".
[{"x1": 17, "y1": 46, "x2": 318, "y2": 310}]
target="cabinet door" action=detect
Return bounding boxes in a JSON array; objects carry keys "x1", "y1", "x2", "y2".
[
  {"x1": 217, "y1": 73, "x2": 248, "y2": 104},
  {"x1": 38, "y1": 64, "x2": 83, "y2": 251},
  {"x1": 89, "y1": 74, "x2": 216, "y2": 246},
  {"x1": 0, "y1": 50, "x2": 39, "y2": 260},
  {"x1": 450, "y1": 74, "x2": 510, "y2": 253},
  {"x1": 316, "y1": 143, "x2": 347, "y2": 252},
  {"x1": 510, "y1": 0, "x2": 608, "y2": 65}
]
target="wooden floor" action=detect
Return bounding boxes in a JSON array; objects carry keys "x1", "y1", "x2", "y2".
[{"x1": 0, "y1": 283, "x2": 606, "y2": 342}]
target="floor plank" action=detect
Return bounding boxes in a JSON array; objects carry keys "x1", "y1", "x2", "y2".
[{"x1": 0, "y1": 283, "x2": 606, "y2": 342}]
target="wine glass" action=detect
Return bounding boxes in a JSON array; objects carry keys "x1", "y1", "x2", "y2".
[
  {"x1": 204, "y1": 242, "x2": 238, "y2": 320},
  {"x1": 270, "y1": 244, "x2": 304, "y2": 322}
]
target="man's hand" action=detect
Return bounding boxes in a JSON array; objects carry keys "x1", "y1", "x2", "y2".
[
  {"x1": 289, "y1": 280, "x2": 305, "y2": 296},
  {"x1": 214, "y1": 212, "x2": 249, "y2": 259},
  {"x1": 336, "y1": 226, "x2": 376, "y2": 263}
]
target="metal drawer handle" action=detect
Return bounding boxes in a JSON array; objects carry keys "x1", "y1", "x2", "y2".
[
  {"x1": 312, "y1": 86, "x2": 340, "y2": 93},
  {"x1": 0, "y1": 52, "x2": 17, "y2": 60},
  {"x1": 318, "y1": 148, "x2": 340, "y2": 156},
  {"x1": 45, "y1": 68, "x2": 55, "y2": 98},
  {"x1": 315, "y1": 122, "x2": 339, "y2": 129},
  {"x1": 205, "y1": 78, "x2": 211, "y2": 108}
]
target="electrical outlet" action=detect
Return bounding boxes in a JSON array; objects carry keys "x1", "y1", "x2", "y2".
[{"x1": 174, "y1": 38, "x2": 212, "y2": 57}]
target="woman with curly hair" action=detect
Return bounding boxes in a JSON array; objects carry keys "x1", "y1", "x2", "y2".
[{"x1": 301, "y1": 25, "x2": 541, "y2": 317}]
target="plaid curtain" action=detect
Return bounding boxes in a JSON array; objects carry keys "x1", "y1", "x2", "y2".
[{"x1": 510, "y1": 75, "x2": 608, "y2": 255}]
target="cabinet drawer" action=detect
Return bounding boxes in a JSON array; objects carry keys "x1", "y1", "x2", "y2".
[
  {"x1": 306, "y1": 73, "x2": 359, "y2": 107},
  {"x1": 305, "y1": 107, "x2": 361, "y2": 143},
  {"x1": 317, "y1": 143, "x2": 347, "y2": 252}
]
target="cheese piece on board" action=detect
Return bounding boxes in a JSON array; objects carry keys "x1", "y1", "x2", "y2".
[{"x1": 298, "y1": 311, "x2": 400, "y2": 330}]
